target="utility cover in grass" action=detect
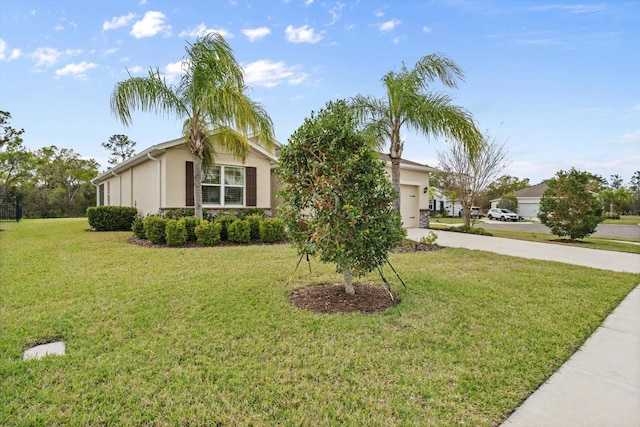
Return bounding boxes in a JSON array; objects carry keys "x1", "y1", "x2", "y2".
[{"x1": 23, "y1": 342, "x2": 65, "y2": 360}]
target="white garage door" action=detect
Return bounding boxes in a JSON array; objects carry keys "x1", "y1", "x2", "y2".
[
  {"x1": 518, "y1": 201, "x2": 539, "y2": 219},
  {"x1": 400, "y1": 185, "x2": 418, "y2": 228}
]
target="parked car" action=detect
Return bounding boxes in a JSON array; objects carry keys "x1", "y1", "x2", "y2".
[
  {"x1": 487, "y1": 208, "x2": 519, "y2": 221},
  {"x1": 470, "y1": 206, "x2": 482, "y2": 218}
]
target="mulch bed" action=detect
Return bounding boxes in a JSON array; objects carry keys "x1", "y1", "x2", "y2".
[{"x1": 289, "y1": 283, "x2": 400, "y2": 314}]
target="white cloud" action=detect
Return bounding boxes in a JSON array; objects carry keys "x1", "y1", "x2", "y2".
[
  {"x1": 243, "y1": 59, "x2": 307, "y2": 88},
  {"x1": 374, "y1": 11, "x2": 384, "y2": 17},
  {"x1": 102, "y1": 48, "x2": 119, "y2": 56},
  {"x1": 422, "y1": 26, "x2": 432, "y2": 33},
  {"x1": 515, "y1": 38, "x2": 559, "y2": 45},
  {"x1": 392, "y1": 36, "x2": 400, "y2": 44},
  {"x1": 103, "y1": 13, "x2": 136, "y2": 31},
  {"x1": 29, "y1": 47, "x2": 82, "y2": 68},
  {"x1": 305, "y1": 0, "x2": 314, "y2": 5},
  {"x1": 179, "y1": 23, "x2": 232, "y2": 39},
  {"x1": 54, "y1": 24, "x2": 64, "y2": 31},
  {"x1": 130, "y1": 11, "x2": 171, "y2": 38},
  {"x1": 378, "y1": 19, "x2": 401, "y2": 33},
  {"x1": 126, "y1": 65, "x2": 143, "y2": 74},
  {"x1": 8, "y1": 48, "x2": 22, "y2": 61},
  {"x1": 0, "y1": 39, "x2": 6, "y2": 60},
  {"x1": 285, "y1": 25, "x2": 323, "y2": 43},
  {"x1": 55, "y1": 61, "x2": 97, "y2": 79},
  {"x1": 528, "y1": 4, "x2": 606, "y2": 14},
  {"x1": 616, "y1": 130, "x2": 640, "y2": 145},
  {"x1": 163, "y1": 60, "x2": 187, "y2": 84},
  {"x1": 242, "y1": 27, "x2": 271, "y2": 41}
]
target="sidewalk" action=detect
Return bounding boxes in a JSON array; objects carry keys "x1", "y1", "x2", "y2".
[{"x1": 406, "y1": 228, "x2": 640, "y2": 426}]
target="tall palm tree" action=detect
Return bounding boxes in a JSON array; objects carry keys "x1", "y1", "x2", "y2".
[
  {"x1": 352, "y1": 53, "x2": 482, "y2": 212},
  {"x1": 111, "y1": 33, "x2": 275, "y2": 219}
]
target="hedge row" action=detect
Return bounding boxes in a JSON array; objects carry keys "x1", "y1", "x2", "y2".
[
  {"x1": 133, "y1": 213, "x2": 286, "y2": 246},
  {"x1": 87, "y1": 206, "x2": 139, "y2": 231}
]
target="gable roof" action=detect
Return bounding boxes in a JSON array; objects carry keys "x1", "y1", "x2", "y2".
[
  {"x1": 378, "y1": 153, "x2": 440, "y2": 173},
  {"x1": 514, "y1": 182, "x2": 548, "y2": 198},
  {"x1": 92, "y1": 136, "x2": 279, "y2": 184}
]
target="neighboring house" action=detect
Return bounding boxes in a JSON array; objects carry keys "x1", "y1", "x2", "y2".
[
  {"x1": 92, "y1": 137, "x2": 437, "y2": 228},
  {"x1": 428, "y1": 187, "x2": 463, "y2": 217},
  {"x1": 490, "y1": 182, "x2": 548, "y2": 219}
]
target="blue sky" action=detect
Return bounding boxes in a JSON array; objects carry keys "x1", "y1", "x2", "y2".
[{"x1": 1, "y1": 0, "x2": 638, "y2": 185}]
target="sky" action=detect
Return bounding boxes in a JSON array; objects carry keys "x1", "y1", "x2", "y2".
[{"x1": 1, "y1": 0, "x2": 638, "y2": 185}]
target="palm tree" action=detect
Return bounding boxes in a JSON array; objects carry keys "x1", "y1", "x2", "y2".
[
  {"x1": 352, "y1": 53, "x2": 482, "y2": 212},
  {"x1": 111, "y1": 33, "x2": 275, "y2": 219}
]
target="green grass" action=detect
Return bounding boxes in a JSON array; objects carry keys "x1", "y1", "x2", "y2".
[
  {"x1": 602, "y1": 215, "x2": 640, "y2": 225},
  {"x1": 1, "y1": 219, "x2": 639, "y2": 425},
  {"x1": 430, "y1": 217, "x2": 465, "y2": 224}
]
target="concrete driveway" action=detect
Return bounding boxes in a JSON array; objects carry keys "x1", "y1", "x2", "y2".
[{"x1": 476, "y1": 220, "x2": 640, "y2": 240}]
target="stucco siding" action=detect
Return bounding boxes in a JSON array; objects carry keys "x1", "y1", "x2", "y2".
[{"x1": 132, "y1": 158, "x2": 161, "y2": 215}]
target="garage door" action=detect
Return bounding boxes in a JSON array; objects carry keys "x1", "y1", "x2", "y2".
[
  {"x1": 400, "y1": 185, "x2": 418, "y2": 228},
  {"x1": 518, "y1": 201, "x2": 539, "y2": 219}
]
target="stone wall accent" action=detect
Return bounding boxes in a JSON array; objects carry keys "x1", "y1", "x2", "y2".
[{"x1": 419, "y1": 209, "x2": 430, "y2": 228}]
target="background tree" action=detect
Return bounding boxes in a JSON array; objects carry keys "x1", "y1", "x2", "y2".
[
  {"x1": 628, "y1": 171, "x2": 640, "y2": 214},
  {"x1": 598, "y1": 186, "x2": 631, "y2": 215},
  {"x1": 0, "y1": 111, "x2": 33, "y2": 197},
  {"x1": 102, "y1": 134, "x2": 136, "y2": 166},
  {"x1": 496, "y1": 193, "x2": 518, "y2": 212},
  {"x1": 276, "y1": 100, "x2": 404, "y2": 296},
  {"x1": 478, "y1": 175, "x2": 530, "y2": 210},
  {"x1": 22, "y1": 146, "x2": 99, "y2": 217},
  {"x1": 538, "y1": 168, "x2": 604, "y2": 240},
  {"x1": 436, "y1": 135, "x2": 509, "y2": 226},
  {"x1": 352, "y1": 53, "x2": 482, "y2": 212},
  {"x1": 111, "y1": 32, "x2": 274, "y2": 219}
]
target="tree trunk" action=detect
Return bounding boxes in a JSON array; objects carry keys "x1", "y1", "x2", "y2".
[
  {"x1": 609, "y1": 201, "x2": 614, "y2": 215},
  {"x1": 343, "y1": 268, "x2": 355, "y2": 295},
  {"x1": 193, "y1": 155, "x2": 203, "y2": 220},
  {"x1": 391, "y1": 156, "x2": 401, "y2": 213}
]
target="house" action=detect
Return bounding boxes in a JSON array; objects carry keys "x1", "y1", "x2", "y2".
[
  {"x1": 91, "y1": 136, "x2": 278, "y2": 217},
  {"x1": 92, "y1": 137, "x2": 436, "y2": 228},
  {"x1": 490, "y1": 182, "x2": 548, "y2": 219},
  {"x1": 428, "y1": 187, "x2": 464, "y2": 217}
]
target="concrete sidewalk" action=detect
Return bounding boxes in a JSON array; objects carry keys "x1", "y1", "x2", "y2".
[{"x1": 406, "y1": 229, "x2": 640, "y2": 426}]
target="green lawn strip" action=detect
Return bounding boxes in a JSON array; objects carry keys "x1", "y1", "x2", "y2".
[
  {"x1": 1, "y1": 219, "x2": 638, "y2": 425},
  {"x1": 602, "y1": 215, "x2": 640, "y2": 225}
]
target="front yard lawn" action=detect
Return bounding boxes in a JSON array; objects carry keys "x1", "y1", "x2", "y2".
[{"x1": 1, "y1": 219, "x2": 638, "y2": 425}]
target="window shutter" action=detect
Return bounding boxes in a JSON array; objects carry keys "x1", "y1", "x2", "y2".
[
  {"x1": 246, "y1": 166, "x2": 257, "y2": 207},
  {"x1": 186, "y1": 161, "x2": 194, "y2": 206}
]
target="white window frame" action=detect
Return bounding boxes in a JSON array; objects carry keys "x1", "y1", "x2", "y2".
[{"x1": 201, "y1": 165, "x2": 245, "y2": 207}]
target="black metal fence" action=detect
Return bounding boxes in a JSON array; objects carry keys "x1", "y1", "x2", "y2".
[{"x1": 0, "y1": 195, "x2": 22, "y2": 222}]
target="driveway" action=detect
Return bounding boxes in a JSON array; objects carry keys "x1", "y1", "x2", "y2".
[
  {"x1": 406, "y1": 228, "x2": 640, "y2": 274},
  {"x1": 476, "y1": 220, "x2": 640, "y2": 240}
]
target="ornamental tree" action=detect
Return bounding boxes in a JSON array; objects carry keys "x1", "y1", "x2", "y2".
[
  {"x1": 276, "y1": 100, "x2": 404, "y2": 295},
  {"x1": 538, "y1": 168, "x2": 604, "y2": 240}
]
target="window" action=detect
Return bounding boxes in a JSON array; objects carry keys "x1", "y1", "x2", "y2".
[{"x1": 202, "y1": 166, "x2": 245, "y2": 206}]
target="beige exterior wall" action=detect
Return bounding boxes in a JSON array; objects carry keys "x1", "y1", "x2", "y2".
[{"x1": 94, "y1": 140, "x2": 276, "y2": 216}]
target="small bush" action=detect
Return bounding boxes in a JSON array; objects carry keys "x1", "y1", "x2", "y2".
[
  {"x1": 143, "y1": 215, "x2": 168, "y2": 244},
  {"x1": 228, "y1": 219, "x2": 251, "y2": 243},
  {"x1": 131, "y1": 214, "x2": 146, "y2": 239},
  {"x1": 449, "y1": 225, "x2": 492, "y2": 236},
  {"x1": 215, "y1": 215, "x2": 237, "y2": 240},
  {"x1": 604, "y1": 212, "x2": 620, "y2": 220},
  {"x1": 238, "y1": 208, "x2": 266, "y2": 219},
  {"x1": 260, "y1": 218, "x2": 285, "y2": 243},
  {"x1": 245, "y1": 214, "x2": 263, "y2": 240},
  {"x1": 195, "y1": 220, "x2": 222, "y2": 246},
  {"x1": 163, "y1": 208, "x2": 195, "y2": 220},
  {"x1": 87, "y1": 206, "x2": 139, "y2": 231},
  {"x1": 178, "y1": 216, "x2": 200, "y2": 242},
  {"x1": 419, "y1": 231, "x2": 438, "y2": 246},
  {"x1": 165, "y1": 219, "x2": 187, "y2": 246}
]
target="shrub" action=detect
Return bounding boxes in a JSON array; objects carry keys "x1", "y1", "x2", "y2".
[
  {"x1": 238, "y1": 208, "x2": 266, "y2": 219},
  {"x1": 245, "y1": 214, "x2": 263, "y2": 240},
  {"x1": 497, "y1": 193, "x2": 518, "y2": 213},
  {"x1": 131, "y1": 214, "x2": 146, "y2": 239},
  {"x1": 87, "y1": 206, "x2": 139, "y2": 231},
  {"x1": 448, "y1": 225, "x2": 492, "y2": 236},
  {"x1": 165, "y1": 219, "x2": 187, "y2": 247},
  {"x1": 195, "y1": 220, "x2": 222, "y2": 246},
  {"x1": 604, "y1": 212, "x2": 620, "y2": 220},
  {"x1": 228, "y1": 219, "x2": 251, "y2": 243},
  {"x1": 260, "y1": 218, "x2": 285, "y2": 243},
  {"x1": 163, "y1": 208, "x2": 195, "y2": 220},
  {"x1": 178, "y1": 216, "x2": 200, "y2": 242},
  {"x1": 215, "y1": 215, "x2": 237, "y2": 240},
  {"x1": 419, "y1": 231, "x2": 438, "y2": 246},
  {"x1": 143, "y1": 215, "x2": 168, "y2": 244}
]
